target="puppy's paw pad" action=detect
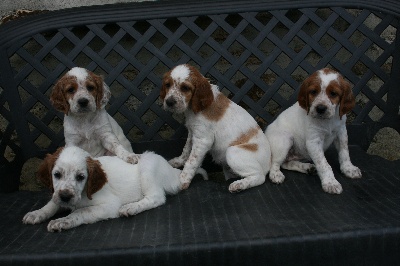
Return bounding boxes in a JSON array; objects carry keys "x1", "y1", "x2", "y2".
[
  {"x1": 228, "y1": 181, "x2": 245, "y2": 193},
  {"x1": 169, "y1": 158, "x2": 183, "y2": 168},
  {"x1": 126, "y1": 154, "x2": 140, "y2": 164},
  {"x1": 119, "y1": 204, "x2": 139, "y2": 217},
  {"x1": 180, "y1": 182, "x2": 190, "y2": 190},
  {"x1": 322, "y1": 180, "x2": 343, "y2": 194},
  {"x1": 269, "y1": 171, "x2": 285, "y2": 184},
  {"x1": 342, "y1": 165, "x2": 362, "y2": 179},
  {"x1": 23, "y1": 210, "x2": 47, "y2": 224},
  {"x1": 47, "y1": 219, "x2": 74, "y2": 232}
]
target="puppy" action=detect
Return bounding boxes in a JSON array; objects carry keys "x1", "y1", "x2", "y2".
[
  {"x1": 50, "y1": 67, "x2": 138, "y2": 164},
  {"x1": 265, "y1": 68, "x2": 362, "y2": 194},
  {"x1": 160, "y1": 64, "x2": 271, "y2": 193},
  {"x1": 23, "y1": 146, "x2": 207, "y2": 232}
]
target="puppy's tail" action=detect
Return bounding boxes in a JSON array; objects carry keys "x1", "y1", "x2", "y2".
[{"x1": 195, "y1": 167, "x2": 208, "y2": 180}]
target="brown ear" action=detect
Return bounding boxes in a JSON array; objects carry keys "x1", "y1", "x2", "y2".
[
  {"x1": 160, "y1": 72, "x2": 171, "y2": 101},
  {"x1": 86, "y1": 157, "x2": 107, "y2": 200},
  {"x1": 50, "y1": 77, "x2": 70, "y2": 115},
  {"x1": 89, "y1": 71, "x2": 110, "y2": 109},
  {"x1": 297, "y1": 80, "x2": 310, "y2": 114},
  {"x1": 36, "y1": 147, "x2": 64, "y2": 191},
  {"x1": 189, "y1": 67, "x2": 214, "y2": 113},
  {"x1": 338, "y1": 76, "x2": 355, "y2": 119}
]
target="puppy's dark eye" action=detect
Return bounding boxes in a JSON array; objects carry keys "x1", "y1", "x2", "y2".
[
  {"x1": 76, "y1": 174, "x2": 85, "y2": 182},
  {"x1": 164, "y1": 82, "x2": 171, "y2": 88},
  {"x1": 330, "y1": 91, "x2": 337, "y2": 97},
  {"x1": 67, "y1": 87, "x2": 75, "y2": 94},
  {"x1": 54, "y1": 171, "x2": 62, "y2": 179},
  {"x1": 87, "y1": 85, "x2": 95, "y2": 92},
  {"x1": 181, "y1": 85, "x2": 190, "y2": 92},
  {"x1": 309, "y1": 89, "x2": 317, "y2": 96}
]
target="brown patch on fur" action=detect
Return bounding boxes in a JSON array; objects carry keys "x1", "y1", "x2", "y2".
[
  {"x1": 187, "y1": 65, "x2": 214, "y2": 113},
  {"x1": 238, "y1": 143, "x2": 258, "y2": 152},
  {"x1": 337, "y1": 75, "x2": 355, "y2": 119},
  {"x1": 50, "y1": 75, "x2": 76, "y2": 114},
  {"x1": 230, "y1": 127, "x2": 260, "y2": 152},
  {"x1": 160, "y1": 72, "x2": 172, "y2": 100},
  {"x1": 86, "y1": 157, "x2": 108, "y2": 200},
  {"x1": 298, "y1": 71, "x2": 320, "y2": 113},
  {"x1": 86, "y1": 71, "x2": 106, "y2": 109},
  {"x1": 326, "y1": 83, "x2": 341, "y2": 105},
  {"x1": 36, "y1": 147, "x2": 64, "y2": 192},
  {"x1": 201, "y1": 93, "x2": 231, "y2": 121}
]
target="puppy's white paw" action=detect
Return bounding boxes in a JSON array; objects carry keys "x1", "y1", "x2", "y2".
[
  {"x1": 124, "y1": 153, "x2": 140, "y2": 164},
  {"x1": 322, "y1": 179, "x2": 343, "y2": 194},
  {"x1": 341, "y1": 164, "x2": 362, "y2": 179},
  {"x1": 47, "y1": 218, "x2": 75, "y2": 232},
  {"x1": 23, "y1": 210, "x2": 47, "y2": 224},
  {"x1": 269, "y1": 170, "x2": 285, "y2": 184},
  {"x1": 228, "y1": 180, "x2": 246, "y2": 193},
  {"x1": 168, "y1": 157, "x2": 184, "y2": 168},
  {"x1": 119, "y1": 203, "x2": 140, "y2": 217},
  {"x1": 179, "y1": 172, "x2": 192, "y2": 190}
]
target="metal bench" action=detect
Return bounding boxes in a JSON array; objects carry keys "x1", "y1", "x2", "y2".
[{"x1": 0, "y1": 0, "x2": 399, "y2": 265}]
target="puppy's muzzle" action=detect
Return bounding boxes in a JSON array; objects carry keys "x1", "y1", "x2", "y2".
[
  {"x1": 59, "y1": 190, "x2": 74, "y2": 203},
  {"x1": 78, "y1": 98, "x2": 89, "y2": 108},
  {"x1": 165, "y1": 97, "x2": 177, "y2": 108}
]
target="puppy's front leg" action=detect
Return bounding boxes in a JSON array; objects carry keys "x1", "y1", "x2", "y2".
[
  {"x1": 179, "y1": 136, "x2": 212, "y2": 190},
  {"x1": 306, "y1": 138, "x2": 343, "y2": 194},
  {"x1": 23, "y1": 200, "x2": 60, "y2": 225},
  {"x1": 47, "y1": 204, "x2": 117, "y2": 232},
  {"x1": 334, "y1": 126, "x2": 362, "y2": 179},
  {"x1": 169, "y1": 130, "x2": 192, "y2": 168},
  {"x1": 101, "y1": 134, "x2": 139, "y2": 164}
]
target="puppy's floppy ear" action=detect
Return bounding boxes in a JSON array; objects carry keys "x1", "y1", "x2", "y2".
[
  {"x1": 50, "y1": 77, "x2": 70, "y2": 115},
  {"x1": 338, "y1": 76, "x2": 355, "y2": 119},
  {"x1": 37, "y1": 147, "x2": 64, "y2": 192},
  {"x1": 160, "y1": 71, "x2": 171, "y2": 101},
  {"x1": 90, "y1": 71, "x2": 111, "y2": 110},
  {"x1": 86, "y1": 157, "x2": 107, "y2": 200},
  {"x1": 189, "y1": 66, "x2": 214, "y2": 113},
  {"x1": 298, "y1": 78, "x2": 310, "y2": 114}
]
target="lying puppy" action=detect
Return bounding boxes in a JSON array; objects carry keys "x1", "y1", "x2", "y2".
[
  {"x1": 265, "y1": 68, "x2": 362, "y2": 194},
  {"x1": 50, "y1": 67, "x2": 138, "y2": 164},
  {"x1": 160, "y1": 64, "x2": 271, "y2": 193},
  {"x1": 22, "y1": 146, "x2": 207, "y2": 232}
]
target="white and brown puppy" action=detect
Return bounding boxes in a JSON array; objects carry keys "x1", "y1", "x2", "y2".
[
  {"x1": 265, "y1": 68, "x2": 362, "y2": 194},
  {"x1": 50, "y1": 67, "x2": 138, "y2": 164},
  {"x1": 160, "y1": 64, "x2": 271, "y2": 193},
  {"x1": 22, "y1": 146, "x2": 207, "y2": 232}
]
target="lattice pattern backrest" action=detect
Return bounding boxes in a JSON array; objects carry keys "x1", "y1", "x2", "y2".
[{"x1": 0, "y1": 6, "x2": 398, "y2": 164}]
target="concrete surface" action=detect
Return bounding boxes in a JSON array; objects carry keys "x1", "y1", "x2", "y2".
[{"x1": 0, "y1": 0, "x2": 151, "y2": 17}]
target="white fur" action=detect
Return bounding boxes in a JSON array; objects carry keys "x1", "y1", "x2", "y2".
[
  {"x1": 60, "y1": 67, "x2": 139, "y2": 164},
  {"x1": 22, "y1": 146, "x2": 207, "y2": 232},
  {"x1": 265, "y1": 71, "x2": 362, "y2": 194},
  {"x1": 163, "y1": 64, "x2": 271, "y2": 193}
]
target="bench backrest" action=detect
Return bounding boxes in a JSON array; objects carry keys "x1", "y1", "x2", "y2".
[{"x1": 0, "y1": 0, "x2": 399, "y2": 191}]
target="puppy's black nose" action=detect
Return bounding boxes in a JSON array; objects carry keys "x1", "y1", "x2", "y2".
[
  {"x1": 166, "y1": 98, "x2": 176, "y2": 107},
  {"x1": 59, "y1": 190, "x2": 73, "y2": 203},
  {"x1": 78, "y1": 98, "x2": 89, "y2": 107},
  {"x1": 316, "y1": 105, "x2": 327, "y2": 114}
]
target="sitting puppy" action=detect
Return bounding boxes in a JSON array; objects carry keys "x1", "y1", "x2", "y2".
[
  {"x1": 50, "y1": 67, "x2": 138, "y2": 164},
  {"x1": 160, "y1": 64, "x2": 271, "y2": 193},
  {"x1": 265, "y1": 68, "x2": 362, "y2": 194},
  {"x1": 22, "y1": 146, "x2": 207, "y2": 232}
]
